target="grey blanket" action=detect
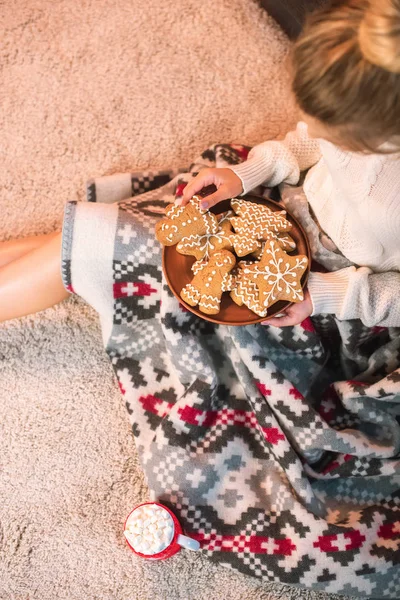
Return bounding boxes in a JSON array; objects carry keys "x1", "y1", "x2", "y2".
[{"x1": 61, "y1": 143, "x2": 400, "y2": 599}]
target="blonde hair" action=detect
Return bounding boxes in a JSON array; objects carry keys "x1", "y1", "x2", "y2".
[{"x1": 292, "y1": 0, "x2": 400, "y2": 152}]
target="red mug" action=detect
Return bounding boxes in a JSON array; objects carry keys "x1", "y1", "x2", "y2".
[{"x1": 124, "y1": 501, "x2": 200, "y2": 560}]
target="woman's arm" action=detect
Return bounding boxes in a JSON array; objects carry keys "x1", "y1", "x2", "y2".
[
  {"x1": 229, "y1": 122, "x2": 322, "y2": 194},
  {"x1": 180, "y1": 122, "x2": 322, "y2": 209},
  {"x1": 309, "y1": 267, "x2": 400, "y2": 328}
]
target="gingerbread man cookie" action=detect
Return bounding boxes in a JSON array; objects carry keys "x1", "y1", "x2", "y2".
[
  {"x1": 180, "y1": 250, "x2": 236, "y2": 315},
  {"x1": 239, "y1": 239, "x2": 308, "y2": 314},
  {"x1": 155, "y1": 196, "x2": 218, "y2": 246}
]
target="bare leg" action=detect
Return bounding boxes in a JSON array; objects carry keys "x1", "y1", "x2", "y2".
[
  {"x1": 0, "y1": 231, "x2": 60, "y2": 268},
  {"x1": 0, "y1": 232, "x2": 69, "y2": 323}
]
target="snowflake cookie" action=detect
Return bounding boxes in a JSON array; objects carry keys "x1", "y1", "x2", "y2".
[
  {"x1": 177, "y1": 209, "x2": 261, "y2": 262},
  {"x1": 176, "y1": 211, "x2": 235, "y2": 261},
  {"x1": 231, "y1": 239, "x2": 308, "y2": 316}
]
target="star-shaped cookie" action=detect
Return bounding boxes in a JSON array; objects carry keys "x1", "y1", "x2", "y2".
[{"x1": 237, "y1": 239, "x2": 308, "y2": 314}]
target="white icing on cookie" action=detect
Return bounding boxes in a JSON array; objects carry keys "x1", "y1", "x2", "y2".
[{"x1": 243, "y1": 240, "x2": 307, "y2": 308}]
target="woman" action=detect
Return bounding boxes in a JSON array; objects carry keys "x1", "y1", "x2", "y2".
[{"x1": 1, "y1": 1, "x2": 399, "y2": 596}]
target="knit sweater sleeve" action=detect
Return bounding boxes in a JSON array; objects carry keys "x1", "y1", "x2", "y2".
[
  {"x1": 308, "y1": 267, "x2": 400, "y2": 327},
  {"x1": 228, "y1": 122, "x2": 322, "y2": 194}
]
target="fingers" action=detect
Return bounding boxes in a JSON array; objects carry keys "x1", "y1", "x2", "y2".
[
  {"x1": 180, "y1": 170, "x2": 214, "y2": 205},
  {"x1": 264, "y1": 306, "x2": 310, "y2": 328},
  {"x1": 261, "y1": 309, "x2": 289, "y2": 327},
  {"x1": 264, "y1": 314, "x2": 296, "y2": 327},
  {"x1": 176, "y1": 180, "x2": 228, "y2": 209},
  {"x1": 199, "y1": 187, "x2": 229, "y2": 210}
]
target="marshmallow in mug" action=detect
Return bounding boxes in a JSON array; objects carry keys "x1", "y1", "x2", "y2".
[{"x1": 125, "y1": 504, "x2": 174, "y2": 555}]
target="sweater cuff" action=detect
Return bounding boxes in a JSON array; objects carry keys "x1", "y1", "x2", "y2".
[
  {"x1": 308, "y1": 268, "x2": 355, "y2": 316},
  {"x1": 228, "y1": 156, "x2": 271, "y2": 195}
]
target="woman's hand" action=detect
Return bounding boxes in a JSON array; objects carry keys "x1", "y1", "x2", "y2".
[
  {"x1": 264, "y1": 289, "x2": 313, "y2": 327},
  {"x1": 179, "y1": 168, "x2": 243, "y2": 210}
]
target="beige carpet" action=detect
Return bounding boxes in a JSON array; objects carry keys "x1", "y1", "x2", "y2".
[{"x1": 0, "y1": 1, "x2": 356, "y2": 598}]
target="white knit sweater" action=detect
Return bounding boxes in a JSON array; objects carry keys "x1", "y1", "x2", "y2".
[{"x1": 230, "y1": 122, "x2": 400, "y2": 327}]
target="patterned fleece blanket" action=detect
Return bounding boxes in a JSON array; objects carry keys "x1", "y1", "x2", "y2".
[{"x1": 61, "y1": 144, "x2": 400, "y2": 599}]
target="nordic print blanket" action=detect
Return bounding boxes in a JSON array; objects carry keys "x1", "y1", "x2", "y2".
[{"x1": 61, "y1": 144, "x2": 400, "y2": 599}]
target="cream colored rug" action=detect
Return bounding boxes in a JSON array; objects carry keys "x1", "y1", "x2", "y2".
[{"x1": 0, "y1": 1, "x2": 355, "y2": 598}]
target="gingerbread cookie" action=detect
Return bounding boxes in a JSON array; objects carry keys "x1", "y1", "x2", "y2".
[
  {"x1": 177, "y1": 225, "x2": 261, "y2": 262},
  {"x1": 176, "y1": 210, "x2": 235, "y2": 261},
  {"x1": 231, "y1": 235, "x2": 261, "y2": 257},
  {"x1": 230, "y1": 261, "x2": 267, "y2": 317},
  {"x1": 180, "y1": 250, "x2": 236, "y2": 315},
  {"x1": 192, "y1": 259, "x2": 208, "y2": 275},
  {"x1": 176, "y1": 208, "x2": 264, "y2": 262},
  {"x1": 217, "y1": 210, "x2": 235, "y2": 226},
  {"x1": 208, "y1": 209, "x2": 263, "y2": 258},
  {"x1": 238, "y1": 239, "x2": 308, "y2": 315},
  {"x1": 251, "y1": 233, "x2": 296, "y2": 259},
  {"x1": 230, "y1": 198, "x2": 292, "y2": 239},
  {"x1": 155, "y1": 196, "x2": 218, "y2": 246},
  {"x1": 275, "y1": 233, "x2": 296, "y2": 252}
]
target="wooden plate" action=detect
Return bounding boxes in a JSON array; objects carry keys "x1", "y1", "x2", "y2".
[{"x1": 162, "y1": 194, "x2": 311, "y2": 326}]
